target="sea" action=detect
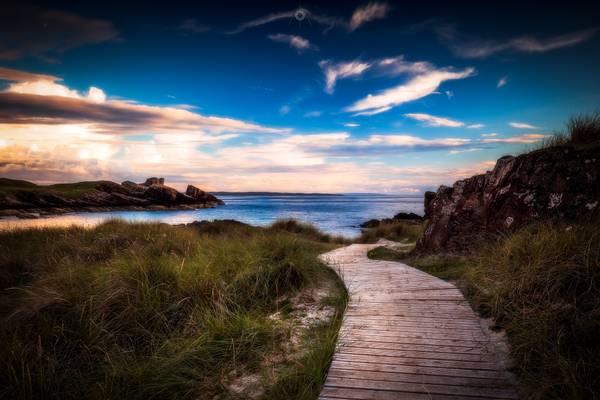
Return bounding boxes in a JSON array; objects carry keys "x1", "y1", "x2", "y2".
[{"x1": 0, "y1": 193, "x2": 424, "y2": 238}]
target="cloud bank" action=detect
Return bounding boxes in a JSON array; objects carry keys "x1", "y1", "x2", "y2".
[{"x1": 0, "y1": 67, "x2": 287, "y2": 135}]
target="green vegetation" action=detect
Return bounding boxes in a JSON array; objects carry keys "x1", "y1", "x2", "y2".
[
  {"x1": 536, "y1": 111, "x2": 600, "y2": 150},
  {"x1": 0, "y1": 178, "x2": 108, "y2": 198},
  {"x1": 367, "y1": 245, "x2": 469, "y2": 281},
  {"x1": 369, "y1": 217, "x2": 600, "y2": 399},
  {"x1": 0, "y1": 219, "x2": 347, "y2": 400},
  {"x1": 357, "y1": 220, "x2": 423, "y2": 243},
  {"x1": 268, "y1": 219, "x2": 347, "y2": 244}
]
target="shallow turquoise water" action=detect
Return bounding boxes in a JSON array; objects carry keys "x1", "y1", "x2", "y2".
[{"x1": 0, "y1": 193, "x2": 423, "y2": 238}]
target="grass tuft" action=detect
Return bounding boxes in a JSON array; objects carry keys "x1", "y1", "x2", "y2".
[
  {"x1": 357, "y1": 220, "x2": 423, "y2": 244},
  {"x1": 534, "y1": 111, "x2": 600, "y2": 151},
  {"x1": 268, "y1": 219, "x2": 347, "y2": 244}
]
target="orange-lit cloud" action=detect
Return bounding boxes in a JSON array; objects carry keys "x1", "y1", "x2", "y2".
[{"x1": 0, "y1": 68, "x2": 288, "y2": 135}]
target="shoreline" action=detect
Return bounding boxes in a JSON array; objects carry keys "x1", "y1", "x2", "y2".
[{"x1": 0, "y1": 202, "x2": 221, "y2": 220}]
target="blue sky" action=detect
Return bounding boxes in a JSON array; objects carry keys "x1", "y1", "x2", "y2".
[{"x1": 0, "y1": 1, "x2": 599, "y2": 192}]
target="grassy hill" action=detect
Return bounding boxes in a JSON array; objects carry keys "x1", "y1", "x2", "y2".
[{"x1": 0, "y1": 178, "x2": 109, "y2": 198}]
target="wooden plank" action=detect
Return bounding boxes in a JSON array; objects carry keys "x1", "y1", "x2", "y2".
[
  {"x1": 320, "y1": 386, "x2": 499, "y2": 400},
  {"x1": 333, "y1": 353, "x2": 503, "y2": 371},
  {"x1": 338, "y1": 334, "x2": 494, "y2": 348},
  {"x1": 330, "y1": 360, "x2": 512, "y2": 380},
  {"x1": 342, "y1": 340, "x2": 491, "y2": 355},
  {"x1": 325, "y1": 376, "x2": 519, "y2": 399},
  {"x1": 339, "y1": 328, "x2": 491, "y2": 341},
  {"x1": 338, "y1": 346, "x2": 499, "y2": 362},
  {"x1": 327, "y1": 368, "x2": 513, "y2": 388}
]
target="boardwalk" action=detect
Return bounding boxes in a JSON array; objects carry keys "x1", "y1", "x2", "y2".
[{"x1": 319, "y1": 243, "x2": 519, "y2": 400}]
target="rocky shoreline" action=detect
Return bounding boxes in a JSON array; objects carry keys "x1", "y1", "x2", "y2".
[{"x1": 0, "y1": 177, "x2": 224, "y2": 219}]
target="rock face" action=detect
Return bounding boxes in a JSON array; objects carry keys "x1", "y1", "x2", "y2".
[
  {"x1": 416, "y1": 145, "x2": 600, "y2": 253},
  {"x1": 0, "y1": 177, "x2": 224, "y2": 218}
]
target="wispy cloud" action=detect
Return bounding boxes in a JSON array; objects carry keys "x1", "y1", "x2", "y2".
[
  {"x1": 344, "y1": 123, "x2": 359, "y2": 127},
  {"x1": 449, "y1": 148, "x2": 482, "y2": 155},
  {"x1": 345, "y1": 67, "x2": 475, "y2": 115},
  {"x1": 467, "y1": 124, "x2": 485, "y2": 129},
  {"x1": 404, "y1": 113, "x2": 464, "y2": 127},
  {"x1": 349, "y1": 2, "x2": 390, "y2": 31},
  {"x1": 229, "y1": 3, "x2": 389, "y2": 35},
  {"x1": 482, "y1": 134, "x2": 548, "y2": 143},
  {"x1": 497, "y1": 76, "x2": 508, "y2": 88},
  {"x1": 268, "y1": 34, "x2": 317, "y2": 52},
  {"x1": 438, "y1": 25, "x2": 596, "y2": 59},
  {"x1": 319, "y1": 55, "x2": 440, "y2": 95},
  {"x1": 228, "y1": 8, "x2": 342, "y2": 34},
  {"x1": 319, "y1": 60, "x2": 371, "y2": 94},
  {"x1": 481, "y1": 132, "x2": 498, "y2": 137},
  {"x1": 509, "y1": 122, "x2": 540, "y2": 129}
]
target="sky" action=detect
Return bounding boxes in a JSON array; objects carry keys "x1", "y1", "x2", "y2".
[{"x1": 1, "y1": 1, "x2": 599, "y2": 193}]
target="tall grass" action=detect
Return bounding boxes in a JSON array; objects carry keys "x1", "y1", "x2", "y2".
[
  {"x1": 465, "y1": 218, "x2": 600, "y2": 399},
  {"x1": 0, "y1": 219, "x2": 346, "y2": 399},
  {"x1": 535, "y1": 111, "x2": 600, "y2": 150},
  {"x1": 357, "y1": 220, "x2": 423, "y2": 243},
  {"x1": 382, "y1": 218, "x2": 600, "y2": 399}
]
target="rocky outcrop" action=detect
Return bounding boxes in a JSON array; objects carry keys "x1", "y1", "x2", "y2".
[
  {"x1": 360, "y1": 212, "x2": 423, "y2": 229},
  {"x1": 186, "y1": 185, "x2": 225, "y2": 205},
  {"x1": 416, "y1": 145, "x2": 600, "y2": 253},
  {"x1": 0, "y1": 177, "x2": 224, "y2": 218},
  {"x1": 142, "y1": 177, "x2": 164, "y2": 186}
]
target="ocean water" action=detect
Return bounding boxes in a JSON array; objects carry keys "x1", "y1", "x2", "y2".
[{"x1": 0, "y1": 193, "x2": 423, "y2": 238}]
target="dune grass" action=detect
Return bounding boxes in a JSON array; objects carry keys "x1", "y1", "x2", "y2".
[
  {"x1": 357, "y1": 220, "x2": 423, "y2": 243},
  {"x1": 0, "y1": 219, "x2": 347, "y2": 400},
  {"x1": 369, "y1": 217, "x2": 600, "y2": 399},
  {"x1": 535, "y1": 111, "x2": 600, "y2": 151}
]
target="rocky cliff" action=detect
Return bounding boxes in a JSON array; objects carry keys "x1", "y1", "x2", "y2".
[
  {"x1": 416, "y1": 145, "x2": 600, "y2": 253},
  {"x1": 0, "y1": 177, "x2": 224, "y2": 218}
]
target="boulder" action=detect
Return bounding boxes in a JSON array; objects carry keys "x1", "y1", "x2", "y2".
[
  {"x1": 186, "y1": 185, "x2": 206, "y2": 199},
  {"x1": 142, "y1": 177, "x2": 164, "y2": 186},
  {"x1": 186, "y1": 185, "x2": 225, "y2": 205},
  {"x1": 121, "y1": 180, "x2": 146, "y2": 193},
  {"x1": 416, "y1": 145, "x2": 600, "y2": 253},
  {"x1": 360, "y1": 219, "x2": 381, "y2": 228},
  {"x1": 143, "y1": 184, "x2": 179, "y2": 204},
  {"x1": 393, "y1": 212, "x2": 423, "y2": 221}
]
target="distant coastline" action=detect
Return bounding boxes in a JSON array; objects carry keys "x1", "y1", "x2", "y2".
[{"x1": 213, "y1": 191, "x2": 343, "y2": 196}]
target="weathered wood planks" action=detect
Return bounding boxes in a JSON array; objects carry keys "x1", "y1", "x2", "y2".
[{"x1": 319, "y1": 243, "x2": 519, "y2": 400}]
